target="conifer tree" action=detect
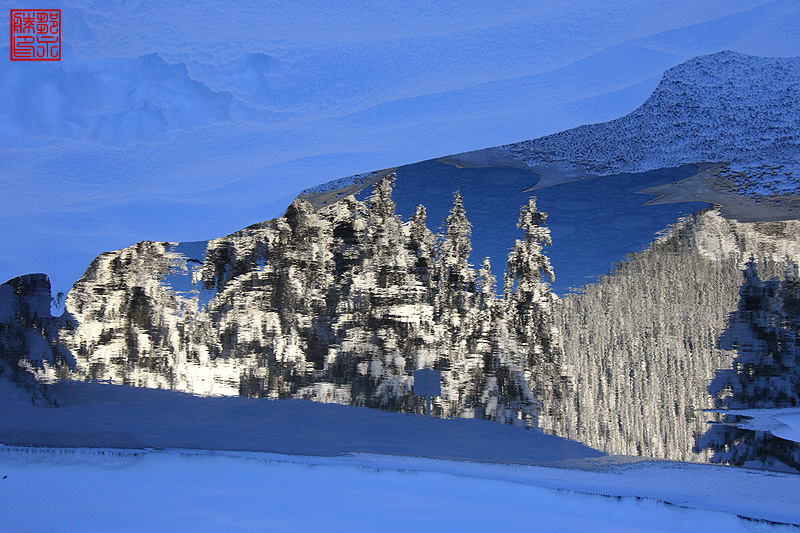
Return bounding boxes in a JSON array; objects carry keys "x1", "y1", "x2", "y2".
[
  {"x1": 408, "y1": 205, "x2": 436, "y2": 294},
  {"x1": 436, "y1": 191, "x2": 476, "y2": 314},
  {"x1": 504, "y1": 197, "x2": 567, "y2": 424}
]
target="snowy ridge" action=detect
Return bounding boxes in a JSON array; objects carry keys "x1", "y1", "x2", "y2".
[
  {"x1": 301, "y1": 172, "x2": 374, "y2": 195},
  {"x1": 507, "y1": 51, "x2": 800, "y2": 197}
]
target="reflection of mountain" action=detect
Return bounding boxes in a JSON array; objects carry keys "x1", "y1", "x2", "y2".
[
  {"x1": 38, "y1": 176, "x2": 566, "y2": 425},
  {"x1": 551, "y1": 209, "x2": 800, "y2": 467},
  {"x1": 0, "y1": 274, "x2": 69, "y2": 406},
  {"x1": 4, "y1": 173, "x2": 800, "y2": 470}
]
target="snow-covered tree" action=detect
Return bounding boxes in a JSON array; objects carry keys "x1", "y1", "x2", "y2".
[
  {"x1": 504, "y1": 198, "x2": 554, "y2": 323},
  {"x1": 407, "y1": 205, "x2": 437, "y2": 294},
  {"x1": 503, "y1": 198, "x2": 567, "y2": 424},
  {"x1": 436, "y1": 191, "x2": 476, "y2": 316}
]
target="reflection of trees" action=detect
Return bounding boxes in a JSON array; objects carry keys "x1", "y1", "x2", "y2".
[
  {"x1": 693, "y1": 418, "x2": 800, "y2": 472},
  {"x1": 712, "y1": 260, "x2": 800, "y2": 409},
  {"x1": 0, "y1": 274, "x2": 68, "y2": 406},
  {"x1": 55, "y1": 175, "x2": 566, "y2": 426},
  {"x1": 551, "y1": 209, "x2": 800, "y2": 468},
  {"x1": 694, "y1": 259, "x2": 800, "y2": 470}
]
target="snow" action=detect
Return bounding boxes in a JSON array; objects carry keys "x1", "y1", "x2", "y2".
[
  {"x1": 0, "y1": 446, "x2": 797, "y2": 531},
  {"x1": 302, "y1": 172, "x2": 374, "y2": 195},
  {"x1": 507, "y1": 51, "x2": 800, "y2": 196},
  {"x1": 0, "y1": 379, "x2": 603, "y2": 463},
  {"x1": 2, "y1": 1, "x2": 800, "y2": 298},
  {"x1": 2, "y1": 3, "x2": 800, "y2": 528},
  {"x1": 1, "y1": 377, "x2": 799, "y2": 528},
  {"x1": 713, "y1": 408, "x2": 800, "y2": 444},
  {"x1": 772, "y1": 412, "x2": 800, "y2": 442},
  {"x1": 773, "y1": 414, "x2": 800, "y2": 444}
]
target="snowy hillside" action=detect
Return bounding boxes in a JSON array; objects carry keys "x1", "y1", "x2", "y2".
[{"x1": 504, "y1": 51, "x2": 800, "y2": 196}]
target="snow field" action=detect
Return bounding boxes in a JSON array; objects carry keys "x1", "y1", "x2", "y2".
[{"x1": 0, "y1": 446, "x2": 796, "y2": 532}]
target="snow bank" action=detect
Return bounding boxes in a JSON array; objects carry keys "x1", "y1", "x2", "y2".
[
  {"x1": 716, "y1": 408, "x2": 800, "y2": 445},
  {"x1": 0, "y1": 380, "x2": 603, "y2": 464}
]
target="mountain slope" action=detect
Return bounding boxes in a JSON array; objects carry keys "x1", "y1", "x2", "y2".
[{"x1": 504, "y1": 51, "x2": 800, "y2": 196}]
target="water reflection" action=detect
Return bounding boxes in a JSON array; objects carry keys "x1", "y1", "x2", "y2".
[
  {"x1": 12, "y1": 164, "x2": 799, "y2": 473},
  {"x1": 550, "y1": 209, "x2": 800, "y2": 471},
  {"x1": 388, "y1": 160, "x2": 703, "y2": 294}
]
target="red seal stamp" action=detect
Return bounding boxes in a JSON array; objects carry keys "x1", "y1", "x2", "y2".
[{"x1": 10, "y1": 9, "x2": 61, "y2": 61}]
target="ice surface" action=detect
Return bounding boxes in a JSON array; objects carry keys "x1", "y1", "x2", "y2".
[{"x1": 2, "y1": 1, "x2": 799, "y2": 298}]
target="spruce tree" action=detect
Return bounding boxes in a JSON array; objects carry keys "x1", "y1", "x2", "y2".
[
  {"x1": 504, "y1": 197, "x2": 567, "y2": 424},
  {"x1": 436, "y1": 191, "x2": 476, "y2": 314}
]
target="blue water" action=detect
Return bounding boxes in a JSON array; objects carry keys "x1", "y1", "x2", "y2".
[{"x1": 376, "y1": 160, "x2": 707, "y2": 295}]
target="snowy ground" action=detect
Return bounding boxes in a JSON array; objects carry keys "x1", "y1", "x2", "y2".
[
  {"x1": 2, "y1": 377, "x2": 799, "y2": 530},
  {"x1": 0, "y1": 378, "x2": 603, "y2": 464},
  {"x1": 2, "y1": 1, "x2": 800, "y2": 297},
  {"x1": 1, "y1": 446, "x2": 798, "y2": 531}
]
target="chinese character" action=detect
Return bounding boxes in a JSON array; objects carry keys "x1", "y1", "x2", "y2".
[{"x1": 10, "y1": 9, "x2": 61, "y2": 61}]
